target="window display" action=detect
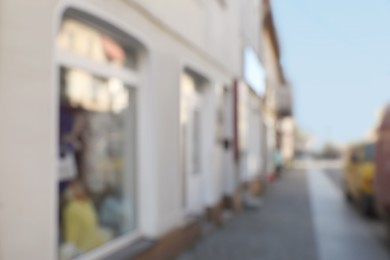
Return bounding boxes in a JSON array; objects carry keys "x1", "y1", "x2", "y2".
[
  {"x1": 58, "y1": 67, "x2": 137, "y2": 259},
  {"x1": 57, "y1": 17, "x2": 138, "y2": 260},
  {"x1": 57, "y1": 18, "x2": 137, "y2": 70}
]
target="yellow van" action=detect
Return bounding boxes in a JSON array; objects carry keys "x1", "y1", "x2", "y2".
[{"x1": 343, "y1": 141, "x2": 376, "y2": 215}]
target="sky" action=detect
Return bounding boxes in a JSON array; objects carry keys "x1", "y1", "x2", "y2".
[{"x1": 270, "y1": 0, "x2": 390, "y2": 145}]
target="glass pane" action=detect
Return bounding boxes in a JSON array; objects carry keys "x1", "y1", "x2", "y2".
[
  {"x1": 57, "y1": 18, "x2": 137, "y2": 70},
  {"x1": 58, "y1": 67, "x2": 137, "y2": 259},
  {"x1": 364, "y1": 144, "x2": 375, "y2": 162},
  {"x1": 193, "y1": 110, "x2": 201, "y2": 174}
]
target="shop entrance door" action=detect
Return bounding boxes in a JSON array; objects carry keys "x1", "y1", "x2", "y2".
[{"x1": 180, "y1": 72, "x2": 204, "y2": 215}]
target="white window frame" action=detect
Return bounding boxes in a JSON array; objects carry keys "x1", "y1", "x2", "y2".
[
  {"x1": 55, "y1": 14, "x2": 142, "y2": 260},
  {"x1": 56, "y1": 50, "x2": 139, "y2": 88}
]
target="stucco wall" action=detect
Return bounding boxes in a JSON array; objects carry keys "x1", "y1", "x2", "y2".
[
  {"x1": 0, "y1": 0, "x2": 263, "y2": 259},
  {"x1": 129, "y1": 0, "x2": 242, "y2": 75}
]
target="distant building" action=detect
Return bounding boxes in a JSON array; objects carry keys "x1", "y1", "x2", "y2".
[{"x1": 261, "y1": 1, "x2": 294, "y2": 170}]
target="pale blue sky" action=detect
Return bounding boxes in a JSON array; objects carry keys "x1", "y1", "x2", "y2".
[{"x1": 271, "y1": 0, "x2": 390, "y2": 144}]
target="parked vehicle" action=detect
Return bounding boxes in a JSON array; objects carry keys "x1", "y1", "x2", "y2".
[
  {"x1": 375, "y1": 105, "x2": 390, "y2": 232},
  {"x1": 343, "y1": 141, "x2": 376, "y2": 216}
]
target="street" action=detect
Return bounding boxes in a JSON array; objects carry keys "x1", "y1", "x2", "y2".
[{"x1": 179, "y1": 163, "x2": 390, "y2": 260}]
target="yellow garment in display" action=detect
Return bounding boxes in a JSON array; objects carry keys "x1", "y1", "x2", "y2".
[{"x1": 64, "y1": 199, "x2": 105, "y2": 252}]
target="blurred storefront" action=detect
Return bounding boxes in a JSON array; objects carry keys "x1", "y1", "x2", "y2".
[{"x1": 0, "y1": 0, "x2": 288, "y2": 259}]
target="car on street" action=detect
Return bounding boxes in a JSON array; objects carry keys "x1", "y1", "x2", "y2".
[{"x1": 343, "y1": 140, "x2": 376, "y2": 216}]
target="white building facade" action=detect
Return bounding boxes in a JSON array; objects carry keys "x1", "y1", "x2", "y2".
[{"x1": 0, "y1": 0, "x2": 267, "y2": 259}]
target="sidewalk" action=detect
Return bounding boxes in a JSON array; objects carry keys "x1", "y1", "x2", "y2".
[{"x1": 178, "y1": 170, "x2": 318, "y2": 260}]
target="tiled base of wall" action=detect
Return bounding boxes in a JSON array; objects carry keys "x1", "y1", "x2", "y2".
[
  {"x1": 247, "y1": 178, "x2": 265, "y2": 196},
  {"x1": 223, "y1": 191, "x2": 243, "y2": 214},
  {"x1": 133, "y1": 221, "x2": 201, "y2": 260},
  {"x1": 206, "y1": 200, "x2": 224, "y2": 226}
]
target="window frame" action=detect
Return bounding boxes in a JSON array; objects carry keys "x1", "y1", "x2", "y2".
[{"x1": 55, "y1": 12, "x2": 142, "y2": 260}]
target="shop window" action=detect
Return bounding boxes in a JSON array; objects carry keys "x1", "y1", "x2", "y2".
[
  {"x1": 57, "y1": 18, "x2": 138, "y2": 70},
  {"x1": 57, "y1": 15, "x2": 138, "y2": 260}
]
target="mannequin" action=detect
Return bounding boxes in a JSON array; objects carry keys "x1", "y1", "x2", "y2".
[{"x1": 62, "y1": 180, "x2": 105, "y2": 254}]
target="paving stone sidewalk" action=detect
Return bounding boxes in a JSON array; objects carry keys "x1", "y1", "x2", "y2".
[{"x1": 178, "y1": 170, "x2": 319, "y2": 260}]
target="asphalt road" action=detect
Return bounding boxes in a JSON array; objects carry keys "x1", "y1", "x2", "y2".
[{"x1": 323, "y1": 168, "x2": 389, "y2": 257}]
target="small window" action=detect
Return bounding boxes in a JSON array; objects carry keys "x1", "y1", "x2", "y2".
[
  {"x1": 350, "y1": 148, "x2": 362, "y2": 163},
  {"x1": 364, "y1": 144, "x2": 375, "y2": 162},
  {"x1": 57, "y1": 18, "x2": 138, "y2": 70}
]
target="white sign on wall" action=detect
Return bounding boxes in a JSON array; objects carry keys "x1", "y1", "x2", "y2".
[{"x1": 243, "y1": 47, "x2": 265, "y2": 95}]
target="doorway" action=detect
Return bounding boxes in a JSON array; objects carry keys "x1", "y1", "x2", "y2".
[{"x1": 180, "y1": 70, "x2": 208, "y2": 215}]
